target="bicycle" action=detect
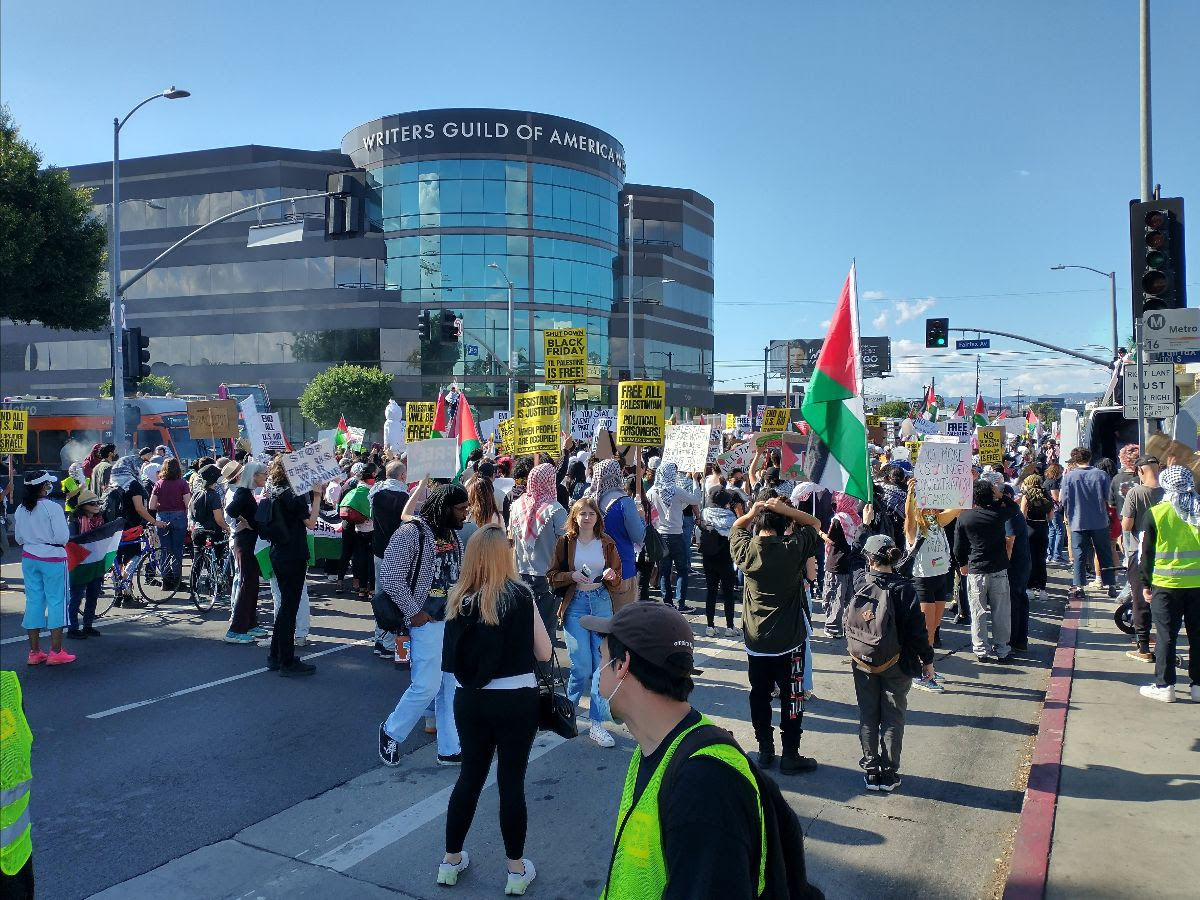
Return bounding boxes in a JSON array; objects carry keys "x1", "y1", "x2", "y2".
[
  {"x1": 99, "y1": 524, "x2": 183, "y2": 616},
  {"x1": 190, "y1": 534, "x2": 233, "y2": 613}
]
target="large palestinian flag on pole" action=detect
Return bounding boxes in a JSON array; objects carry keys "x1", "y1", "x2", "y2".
[
  {"x1": 456, "y1": 392, "x2": 482, "y2": 476},
  {"x1": 800, "y1": 263, "x2": 872, "y2": 502},
  {"x1": 66, "y1": 520, "x2": 125, "y2": 586},
  {"x1": 972, "y1": 393, "x2": 989, "y2": 427}
]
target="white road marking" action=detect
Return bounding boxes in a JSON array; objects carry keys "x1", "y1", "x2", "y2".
[
  {"x1": 86, "y1": 640, "x2": 369, "y2": 719},
  {"x1": 0, "y1": 606, "x2": 197, "y2": 644}
]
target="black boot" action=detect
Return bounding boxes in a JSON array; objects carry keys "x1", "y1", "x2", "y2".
[{"x1": 757, "y1": 740, "x2": 776, "y2": 769}]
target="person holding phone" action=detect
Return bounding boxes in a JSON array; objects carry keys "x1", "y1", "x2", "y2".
[{"x1": 547, "y1": 496, "x2": 623, "y2": 748}]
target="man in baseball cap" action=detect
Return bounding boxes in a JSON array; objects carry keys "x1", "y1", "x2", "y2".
[{"x1": 584, "y1": 604, "x2": 777, "y2": 899}]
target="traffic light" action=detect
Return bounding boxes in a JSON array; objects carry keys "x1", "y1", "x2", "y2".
[
  {"x1": 1130, "y1": 197, "x2": 1186, "y2": 321},
  {"x1": 417, "y1": 310, "x2": 433, "y2": 343},
  {"x1": 925, "y1": 317, "x2": 949, "y2": 349},
  {"x1": 441, "y1": 310, "x2": 460, "y2": 342},
  {"x1": 325, "y1": 171, "x2": 366, "y2": 238},
  {"x1": 122, "y1": 327, "x2": 150, "y2": 381}
]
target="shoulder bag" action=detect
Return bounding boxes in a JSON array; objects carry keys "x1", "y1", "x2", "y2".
[
  {"x1": 372, "y1": 522, "x2": 426, "y2": 633},
  {"x1": 537, "y1": 648, "x2": 578, "y2": 739}
]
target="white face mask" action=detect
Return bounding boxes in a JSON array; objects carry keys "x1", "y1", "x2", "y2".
[{"x1": 602, "y1": 659, "x2": 627, "y2": 725}]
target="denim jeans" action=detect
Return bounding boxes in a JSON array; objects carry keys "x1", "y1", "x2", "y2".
[
  {"x1": 384, "y1": 619, "x2": 460, "y2": 756},
  {"x1": 69, "y1": 578, "x2": 102, "y2": 630},
  {"x1": 1047, "y1": 513, "x2": 1066, "y2": 560},
  {"x1": 1071, "y1": 528, "x2": 1114, "y2": 588},
  {"x1": 562, "y1": 586, "x2": 611, "y2": 723},
  {"x1": 658, "y1": 532, "x2": 690, "y2": 605},
  {"x1": 159, "y1": 510, "x2": 187, "y2": 580}
]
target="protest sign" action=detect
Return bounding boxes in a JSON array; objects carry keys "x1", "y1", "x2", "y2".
[
  {"x1": 345, "y1": 426, "x2": 366, "y2": 450},
  {"x1": 405, "y1": 437, "x2": 459, "y2": 480},
  {"x1": 186, "y1": 399, "x2": 240, "y2": 440},
  {"x1": 716, "y1": 440, "x2": 754, "y2": 476},
  {"x1": 280, "y1": 439, "x2": 341, "y2": 495},
  {"x1": 924, "y1": 433, "x2": 961, "y2": 444},
  {"x1": 543, "y1": 328, "x2": 588, "y2": 384},
  {"x1": 662, "y1": 424, "x2": 712, "y2": 473},
  {"x1": 258, "y1": 413, "x2": 288, "y2": 451},
  {"x1": 943, "y1": 419, "x2": 973, "y2": 439},
  {"x1": 405, "y1": 402, "x2": 436, "y2": 443},
  {"x1": 497, "y1": 416, "x2": 517, "y2": 449},
  {"x1": 904, "y1": 440, "x2": 922, "y2": 458},
  {"x1": 749, "y1": 432, "x2": 785, "y2": 449},
  {"x1": 616, "y1": 380, "x2": 666, "y2": 446},
  {"x1": 707, "y1": 427, "x2": 723, "y2": 463},
  {"x1": 865, "y1": 414, "x2": 882, "y2": 428},
  {"x1": 911, "y1": 417, "x2": 939, "y2": 436},
  {"x1": 913, "y1": 441, "x2": 974, "y2": 510},
  {"x1": 761, "y1": 408, "x2": 790, "y2": 431},
  {"x1": 514, "y1": 389, "x2": 561, "y2": 455},
  {"x1": 736, "y1": 415, "x2": 751, "y2": 431},
  {"x1": 0, "y1": 409, "x2": 28, "y2": 454},
  {"x1": 571, "y1": 408, "x2": 614, "y2": 442},
  {"x1": 725, "y1": 414, "x2": 736, "y2": 431},
  {"x1": 977, "y1": 426, "x2": 1005, "y2": 465}
]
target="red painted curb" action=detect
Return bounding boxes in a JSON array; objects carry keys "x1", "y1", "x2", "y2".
[{"x1": 1002, "y1": 595, "x2": 1082, "y2": 900}]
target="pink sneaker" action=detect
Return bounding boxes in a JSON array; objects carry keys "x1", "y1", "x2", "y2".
[
  {"x1": 46, "y1": 648, "x2": 76, "y2": 666},
  {"x1": 27, "y1": 650, "x2": 48, "y2": 666}
]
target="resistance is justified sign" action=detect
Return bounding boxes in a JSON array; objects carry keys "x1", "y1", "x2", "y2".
[{"x1": 514, "y1": 390, "x2": 561, "y2": 455}]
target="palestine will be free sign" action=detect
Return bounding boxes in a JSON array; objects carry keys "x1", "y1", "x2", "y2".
[
  {"x1": 514, "y1": 389, "x2": 561, "y2": 455},
  {"x1": 544, "y1": 328, "x2": 587, "y2": 384},
  {"x1": 616, "y1": 380, "x2": 666, "y2": 446}
]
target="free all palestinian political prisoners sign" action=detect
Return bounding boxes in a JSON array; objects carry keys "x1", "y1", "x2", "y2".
[{"x1": 616, "y1": 380, "x2": 666, "y2": 446}]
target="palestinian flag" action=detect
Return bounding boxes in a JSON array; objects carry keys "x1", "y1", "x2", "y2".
[
  {"x1": 334, "y1": 415, "x2": 350, "y2": 452},
  {"x1": 66, "y1": 520, "x2": 124, "y2": 586},
  {"x1": 456, "y1": 392, "x2": 481, "y2": 475},
  {"x1": 339, "y1": 483, "x2": 372, "y2": 521},
  {"x1": 972, "y1": 393, "x2": 988, "y2": 427},
  {"x1": 955, "y1": 398, "x2": 967, "y2": 418},
  {"x1": 430, "y1": 391, "x2": 448, "y2": 439},
  {"x1": 799, "y1": 263, "x2": 872, "y2": 502},
  {"x1": 922, "y1": 385, "x2": 938, "y2": 422},
  {"x1": 1025, "y1": 408, "x2": 1039, "y2": 433}
]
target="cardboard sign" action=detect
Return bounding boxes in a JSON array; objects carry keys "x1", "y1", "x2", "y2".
[
  {"x1": 0, "y1": 409, "x2": 28, "y2": 455},
  {"x1": 514, "y1": 390, "x2": 561, "y2": 455},
  {"x1": 761, "y1": 408, "x2": 790, "y2": 431},
  {"x1": 717, "y1": 441, "x2": 754, "y2": 476},
  {"x1": 186, "y1": 400, "x2": 240, "y2": 440},
  {"x1": 865, "y1": 414, "x2": 882, "y2": 428},
  {"x1": 662, "y1": 424, "x2": 712, "y2": 473},
  {"x1": 543, "y1": 328, "x2": 588, "y2": 384},
  {"x1": 280, "y1": 439, "x2": 341, "y2": 495},
  {"x1": 914, "y1": 441, "x2": 974, "y2": 510},
  {"x1": 616, "y1": 380, "x2": 666, "y2": 446},
  {"x1": 404, "y1": 437, "x2": 459, "y2": 480},
  {"x1": 976, "y1": 426, "x2": 1005, "y2": 465},
  {"x1": 749, "y1": 432, "x2": 786, "y2": 449},
  {"x1": 405, "y1": 402, "x2": 436, "y2": 443}
]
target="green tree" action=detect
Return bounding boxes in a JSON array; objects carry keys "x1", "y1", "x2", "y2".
[
  {"x1": 1028, "y1": 401, "x2": 1060, "y2": 425},
  {"x1": 299, "y1": 363, "x2": 393, "y2": 432},
  {"x1": 877, "y1": 400, "x2": 911, "y2": 418},
  {"x1": 0, "y1": 107, "x2": 108, "y2": 330},
  {"x1": 99, "y1": 373, "x2": 176, "y2": 398}
]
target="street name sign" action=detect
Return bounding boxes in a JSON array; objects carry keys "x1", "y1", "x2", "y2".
[{"x1": 956, "y1": 339, "x2": 990, "y2": 350}]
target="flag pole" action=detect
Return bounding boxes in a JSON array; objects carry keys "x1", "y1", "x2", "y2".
[{"x1": 848, "y1": 259, "x2": 863, "y2": 396}]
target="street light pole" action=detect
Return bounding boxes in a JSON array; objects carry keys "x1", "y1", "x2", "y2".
[
  {"x1": 1050, "y1": 264, "x2": 1119, "y2": 360},
  {"x1": 110, "y1": 86, "x2": 190, "y2": 454},
  {"x1": 487, "y1": 262, "x2": 515, "y2": 415},
  {"x1": 626, "y1": 195, "x2": 634, "y2": 381}
]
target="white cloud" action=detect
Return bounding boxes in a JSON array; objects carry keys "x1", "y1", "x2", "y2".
[
  {"x1": 861, "y1": 289, "x2": 887, "y2": 300},
  {"x1": 894, "y1": 297, "x2": 935, "y2": 323},
  {"x1": 1016, "y1": 169, "x2": 1031, "y2": 177},
  {"x1": 819, "y1": 319, "x2": 831, "y2": 329},
  {"x1": 872, "y1": 310, "x2": 890, "y2": 329}
]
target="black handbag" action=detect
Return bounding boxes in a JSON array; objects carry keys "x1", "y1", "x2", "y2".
[
  {"x1": 372, "y1": 524, "x2": 426, "y2": 633},
  {"x1": 537, "y1": 650, "x2": 578, "y2": 739}
]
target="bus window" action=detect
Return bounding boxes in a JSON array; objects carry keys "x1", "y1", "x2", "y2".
[
  {"x1": 137, "y1": 429, "x2": 164, "y2": 452},
  {"x1": 38, "y1": 430, "x2": 69, "y2": 471}
]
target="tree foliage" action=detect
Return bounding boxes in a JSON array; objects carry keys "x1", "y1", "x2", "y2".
[
  {"x1": 299, "y1": 364, "x2": 393, "y2": 431},
  {"x1": 0, "y1": 106, "x2": 109, "y2": 330},
  {"x1": 99, "y1": 374, "x2": 176, "y2": 398},
  {"x1": 876, "y1": 400, "x2": 912, "y2": 418},
  {"x1": 1028, "y1": 401, "x2": 1060, "y2": 425}
]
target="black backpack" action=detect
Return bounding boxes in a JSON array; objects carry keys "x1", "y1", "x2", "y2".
[
  {"x1": 101, "y1": 483, "x2": 126, "y2": 524},
  {"x1": 254, "y1": 494, "x2": 291, "y2": 546},
  {"x1": 661, "y1": 724, "x2": 825, "y2": 900},
  {"x1": 697, "y1": 519, "x2": 730, "y2": 557}
]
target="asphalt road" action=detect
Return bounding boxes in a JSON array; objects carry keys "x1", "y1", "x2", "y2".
[{"x1": 1, "y1": 545, "x2": 1062, "y2": 900}]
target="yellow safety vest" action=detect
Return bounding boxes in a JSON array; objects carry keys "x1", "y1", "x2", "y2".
[
  {"x1": 601, "y1": 714, "x2": 766, "y2": 899},
  {"x1": 1, "y1": 671, "x2": 33, "y2": 876},
  {"x1": 1149, "y1": 502, "x2": 1200, "y2": 589}
]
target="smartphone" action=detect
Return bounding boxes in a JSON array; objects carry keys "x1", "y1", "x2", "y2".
[{"x1": 580, "y1": 564, "x2": 599, "y2": 583}]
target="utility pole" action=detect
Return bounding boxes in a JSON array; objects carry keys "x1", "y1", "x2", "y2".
[
  {"x1": 975, "y1": 354, "x2": 981, "y2": 399},
  {"x1": 996, "y1": 378, "x2": 1004, "y2": 415},
  {"x1": 1015, "y1": 388, "x2": 1023, "y2": 417},
  {"x1": 1139, "y1": 0, "x2": 1153, "y2": 203}
]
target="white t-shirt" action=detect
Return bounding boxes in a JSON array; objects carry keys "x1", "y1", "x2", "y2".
[
  {"x1": 909, "y1": 523, "x2": 951, "y2": 578},
  {"x1": 573, "y1": 536, "x2": 605, "y2": 579}
]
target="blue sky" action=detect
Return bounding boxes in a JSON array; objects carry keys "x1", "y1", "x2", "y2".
[{"x1": 5, "y1": 0, "x2": 1198, "y2": 404}]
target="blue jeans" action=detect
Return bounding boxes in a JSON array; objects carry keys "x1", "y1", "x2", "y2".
[
  {"x1": 1071, "y1": 528, "x2": 1114, "y2": 588},
  {"x1": 563, "y1": 586, "x2": 611, "y2": 723},
  {"x1": 1047, "y1": 514, "x2": 1066, "y2": 560},
  {"x1": 658, "y1": 532, "x2": 690, "y2": 605},
  {"x1": 69, "y1": 579, "x2": 102, "y2": 630},
  {"x1": 384, "y1": 619, "x2": 460, "y2": 756},
  {"x1": 159, "y1": 510, "x2": 187, "y2": 580}
]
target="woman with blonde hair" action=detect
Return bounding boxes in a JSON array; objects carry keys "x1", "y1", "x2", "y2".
[
  {"x1": 439, "y1": 525, "x2": 552, "y2": 894},
  {"x1": 547, "y1": 496, "x2": 622, "y2": 748},
  {"x1": 903, "y1": 480, "x2": 962, "y2": 692}
]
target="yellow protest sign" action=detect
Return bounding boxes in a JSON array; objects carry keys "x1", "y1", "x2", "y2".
[
  {"x1": 977, "y1": 426, "x2": 1005, "y2": 465},
  {"x1": 497, "y1": 416, "x2": 517, "y2": 449},
  {"x1": 405, "y1": 402, "x2": 436, "y2": 442},
  {"x1": 865, "y1": 414, "x2": 882, "y2": 428},
  {"x1": 0, "y1": 409, "x2": 28, "y2": 455},
  {"x1": 761, "y1": 408, "x2": 790, "y2": 431},
  {"x1": 616, "y1": 380, "x2": 666, "y2": 446},
  {"x1": 725, "y1": 414, "x2": 736, "y2": 431},
  {"x1": 904, "y1": 440, "x2": 921, "y2": 459},
  {"x1": 514, "y1": 390, "x2": 561, "y2": 455},
  {"x1": 543, "y1": 328, "x2": 588, "y2": 384}
]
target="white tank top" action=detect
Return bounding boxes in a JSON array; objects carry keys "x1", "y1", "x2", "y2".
[{"x1": 909, "y1": 523, "x2": 951, "y2": 577}]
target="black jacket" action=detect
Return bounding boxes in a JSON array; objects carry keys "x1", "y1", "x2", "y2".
[{"x1": 370, "y1": 486, "x2": 409, "y2": 558}]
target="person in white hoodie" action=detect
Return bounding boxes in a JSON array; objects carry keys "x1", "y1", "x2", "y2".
[
  {"x1": 14, "y1": 471, "x2": 75, "y2": 666},
  {"x1": 647, "y1": 461, "x2": 703, "y2": 612},
  {"x1": 698, "y1": 488, "x2": 739, "y2": 636}
]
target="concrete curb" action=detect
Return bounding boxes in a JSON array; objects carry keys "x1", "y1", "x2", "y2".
[{"x1": 1002, "y1": 594, "x2": 1082, "y2": 900}]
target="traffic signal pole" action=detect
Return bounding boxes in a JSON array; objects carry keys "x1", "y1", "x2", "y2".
[{"x1": 946, "y1": 328, "x2": 1111, "y2": 368}]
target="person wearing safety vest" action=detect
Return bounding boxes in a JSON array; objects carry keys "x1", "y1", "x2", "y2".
[
  {"x1": 581, "y1": 603, "x2": 764, "y2": 899},
  {"x1": 1, "y1": 670, "x2": 35, "y2": 898},
  {"x1": 1137, "y1": 465, "x2": 1200, "y2": 703}
]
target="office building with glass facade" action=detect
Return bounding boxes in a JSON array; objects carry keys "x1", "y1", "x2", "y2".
[{"x1": 2, "y1": 109, "x2": 714, "y2": 436}]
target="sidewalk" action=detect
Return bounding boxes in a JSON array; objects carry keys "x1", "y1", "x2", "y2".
[{"x1": 1041, "y1": 592, "x2": 1195, "y2": 899}]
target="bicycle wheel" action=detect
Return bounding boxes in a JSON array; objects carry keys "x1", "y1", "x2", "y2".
[
  {"x1": 190, "y1": 554, "x2": 217, "y2": 613},
  {"x1": 94, "y1": 571, "x2": 119, "y2": 619},
  {"x1": 136, "y1": 549, "x2": 181, "y2": 605}
]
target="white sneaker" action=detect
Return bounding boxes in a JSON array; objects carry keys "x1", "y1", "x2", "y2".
[
  {"x1": 589, "y1": 723, "x2": 615, "y2": 748},
  {"x1": 295, "y1": 636, "x2": 307, "y2": 647},
  {"x1": 504, "y1": 859, "x2": 536, "y2": 895},
  {"x1": 729, "y1": 625, "x2": 742, "y2": 638},
  {"x1": 1191, "y1": 684, "x2": 1200, "y2": 703},
  {"x1": 705, "y1": 625, "x2": 716, "y2": 637},
  {"x1": 437, "y1": 850, "x2": 469, "y2": 886},
  {"x1": 1139, "y1": 684, "x2": 1176, "y2": 703}
]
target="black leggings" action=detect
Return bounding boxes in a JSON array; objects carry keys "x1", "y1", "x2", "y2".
[
  {"x1": 702, "y1": 553, "x2": 736, "y2": 628},
  {"x1": 446, "y1": 686, "x2": 539, "y2": 860}
]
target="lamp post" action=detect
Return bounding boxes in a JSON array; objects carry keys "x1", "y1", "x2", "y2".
[
  {"x1": 627, "y1": 277, "x2": 673, "y2": 382},
  {"x1": 111, "y1": 86, "x2": 190, "y2": 453},
  {"x1": 487, "y1": 262, "x2": 516, "y2": 415},
  {"x1": 1050, "y1": 264, "x2": 1118, "y2": 359}
]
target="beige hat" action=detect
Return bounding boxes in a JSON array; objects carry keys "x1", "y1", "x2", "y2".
[
  {"x1": 220, "y1": 460, "x2": 244, "y2": 482},
  {"x1": 75, "y1": 488, "x2": 101, "y2": 506}
]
